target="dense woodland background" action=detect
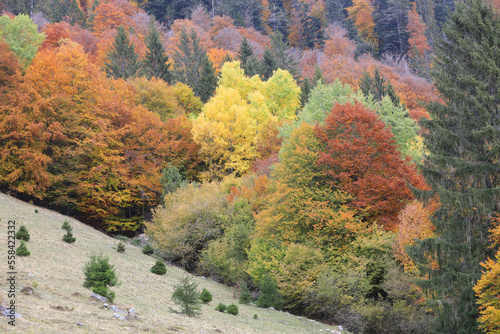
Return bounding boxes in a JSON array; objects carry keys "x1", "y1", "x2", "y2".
[{"x1": 1, "y1": 0, "x2": 500, "y2": 333}]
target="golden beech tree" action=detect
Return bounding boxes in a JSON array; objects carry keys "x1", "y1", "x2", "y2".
[
  {"x1": 315, "y1": 103, "x2": 428, "y2": 230},
  {"x1": 192, "y1": 61, "x2": 300, "y2": 180},
  {"x1": 0, "y1": 41, "x2": 200, "y2": 231},
  {"x1": 393, "y1": 200, "x2": 438, "y2": 273},
  {"x1": 474, "y1": 215, "x2": 500, "y2": 334},
  {"x1": 347, "y1": 0, "x2": 377, "y2": 45}
]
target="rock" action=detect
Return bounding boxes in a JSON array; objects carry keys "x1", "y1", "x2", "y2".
[
  {"x1": 103, "y1": 303, "x2": 109, "y2": 309},
  {"x1": 21, "y1": 287, "x2": 33, "y2": 295},
  {"x1": 113, "y1": 313, "x2": 126, "y2": 321},
  {"x1": 27, "y1": 273, "x2": 34, "y2": 277},
  {"x1": 338, "y1": 326, "x2": 343, "y2": 331},
  {"x1": 0, "y1": 305, "x2": 21, "y2": 319},
  {"x1": 128, "y1": 307, "x2": 136, "y2": 314},
  {"x1": 110, "y1": 305, "x2": 126, "y2": 313},
  {"x1": 125, "y1": 313, "x2": 138, "y2": 321},
  {"x1": 90, "y1": 293, "x2": 106, "y2": 302},
  {"x1": 268, "y1": 307, "x2": 275, "y2": 311},
  {"x1": 77, "y1": 323, "x2": 83, "y2": 326}
]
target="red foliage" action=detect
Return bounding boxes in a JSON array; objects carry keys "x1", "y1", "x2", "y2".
[{"x1": 315, "y1": 103, "x2": 428, "y2": 230}]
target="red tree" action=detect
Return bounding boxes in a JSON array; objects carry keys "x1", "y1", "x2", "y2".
[{"x1": 315, "y1": 103, "x2": 428, "y2": 230}]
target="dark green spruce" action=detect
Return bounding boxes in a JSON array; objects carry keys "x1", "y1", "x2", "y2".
[
  {"x1": 408, "y1": 1, "x2": 500, "y2": 333},
  {"x1": 104, "y1": 25, "x2": 140, "y2": 79},
  {"x1": 143, "y1": 21, "x2": 173, "y2": 83},
  {"x1": 198, "y1": 55, "x2": 217, "y2": 103}
]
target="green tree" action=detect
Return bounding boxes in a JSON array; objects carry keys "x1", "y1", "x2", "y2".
[
  {"x1": 0, "y1": 14, "x2": 45, "y2": 68},
  {"x1": 171, "y1": 276, "x2": 201, "y2": 317},
  {"x1": 409, "y1": 1, "x2": 500, "y2": 333},
  {"x1": 238, "y1": 37, "x2": 258, "y2": 77},
  {"x1": 143, "y1": 21, "x2": 173, "y2": 83},
  {"x1": 83, "y1": 255, "x2": 118, "y2": 302},
  {"x1": 259, "y1": 48, "x2": 278, "y2": 81},
  {"x1": 105, "y1": 25, "x2": 140, "y2": 79},
  {"x1": 173, "y1": 28, "x2": 206, "y2": 97},
  {"x1": 198, "y1": 55, "x2": 217, "y2": 103},
  {"x1": 269, "y1": 31, "x2": 300, "y2": 80}
]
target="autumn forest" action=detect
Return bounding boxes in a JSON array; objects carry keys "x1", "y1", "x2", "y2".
[{"x1": 1, "y1": 0, "x2": 500, "y2": 333}]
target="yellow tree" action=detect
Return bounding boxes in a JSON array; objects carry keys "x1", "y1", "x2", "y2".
[{"x1": 192, "y1": 61, "x2": 300, "y2": 180}]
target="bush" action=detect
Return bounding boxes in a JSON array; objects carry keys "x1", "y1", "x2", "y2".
[
  {"x1": 15, "y1": 225, "x2": 30, "y2": 241},
  {"x1": 16, "y1": 241, "x2": 30, "y2": 256},
  {"x1": 150, "y1": 260, "x2": 167, "y2": 275},
  {"x1": 256, "y1": 274, "x2": 283, "y2": 310},
  {"x1": 83, "y1": 255, "x2": 118, "y2": 302},
  {"x1": 62, "y1": 230, "x2": 76, "y2": 243},
  {"x1": 117, "y1": 241, "x2": 125, "y2": 253},
  {"x1": 61, "y1": 220, "x2": 71, "y2": 231},
  {"x1": 34, "y1": 209, "x2": 38, "y2": 213},
  {"x1": 171, "y1": 276, "x2": 201, "y2": 316},
  {"x1": 215, "y1": 303, "x2": 227, "y2": 312},
  {"x1": 142, "y1": 244, "x2": 154, "y2": 255},
  {"x1": 146, "y1": 182, "x2": 229, "y2": 268},
  {"x1": 253, "y1": 313, "x2": 258, "y2": 319},
  {"x1": 227, "y1": 304, "x2": 239, "y2": 315},
  {"x1": 239, "y1": 290, "x2": 252, "y2": 304},
  {"x1": 200, "y1": 288, "x2": 212, "y2": 303}
]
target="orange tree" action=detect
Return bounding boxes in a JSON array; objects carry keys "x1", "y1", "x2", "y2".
[{"x1": 315, "y1": 102, "x2": 427, "y2": 230}]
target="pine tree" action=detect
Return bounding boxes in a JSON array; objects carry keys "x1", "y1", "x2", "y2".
[
  {"x1": 105, "y1": 25, "x2": 140, "y2": 79},
  {"x1": 259, "y1": 48, "x2": 277, "y2": 81},
  {"x1": 299, "y1": 78, "x2": 312, "y2": 108},
  {"x1": 238, "y1": 37, "x2": 256, "y2": 76},
  {"x1": 173, "y1": 28, "x2": 206, "y2": 96},
  {"x1": 143, "y1": 21, "x2": 173, "y2": 83},
  {"x1": 409, "y1": 1, "x2": 500, "y2": 333},
  {"x1": 198, "y1": 55, "x2": 217, "y2": 103}
]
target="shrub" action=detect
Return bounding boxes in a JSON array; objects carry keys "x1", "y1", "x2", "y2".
[
  {"x1": 146, "y1": 182, "x2": 229, "y2": 268},
  {"x1": 227, "y1": 304, "x2": 239, "y2": 315},
  {"x1": 16, "y1": 241, "x2": 30, "y2": 256},
  {"x1": 150, "y1": 260, "x2": 167, "y2": 275},
  {"x1": 215, "y1": 303, "x2": 227, "y2": 312},
  {"x1": 239, "y1": 290, "x2": 252, "y2": 304},
  {"x1": 171, "y1": 276, "x2": 201, "y2": 316},
  {"x1": 62, "y1": 230, "x2": 76, "y2": 243},
  {"x1": 200, "y1": 288, "x2": 212, "y2": 303},
  {"x1": 142, "y1": 244, "x2": 154, "y2": 255},
  {"x1": 117, "y1": 241, "x2": 125, "y2": 253},
  {"x1": 83, "y1": 255, "x2": 118, "y2": 302},
  {"x1": 253, "y1": 313, "x2": 258, "y2": 319},
  {"x1": 15, "y1": 225, "x2": 30, "y2": 241},
  {"x1": 61, "y1": 221, "x2": 71, "y2": 231},
  {"x1": 34, "y1": 209, "x2": 38, "y2": 213},
  {"x1": 256, "y1": 274, "x2": 283, "y2": 310}
]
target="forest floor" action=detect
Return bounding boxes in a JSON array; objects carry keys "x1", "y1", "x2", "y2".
[{"x1": 0, "y1": 192, "x2": 348, "y2": 334}]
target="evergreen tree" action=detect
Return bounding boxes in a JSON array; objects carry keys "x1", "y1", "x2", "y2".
[
  {"x1": 299, "y1": 78, "x2": 312, "y2": 108},
  {"x1": 259, "y1": 48, "x2": 278, "y2": 81},
  {"x1": 312, "y1": 64, "x2": 323, "y2": 86},
  {"x1": 143, "y1": 21, "x2": 173, "y2": 83},
  {"x1": 198, "y1": 55, "x2": 217, "y2": 103},
  {"x1": 105, "y1": 25, "x2": 140, "y2": 79},
  {"x1": 173, "y1": 28, "x2": 206, "y2": 96},
  {"x1": 238, "y1": 37, "x2": 257, "y2": 77},
  {"x1": 373, "y1": 0, "x2": 410, "y2": 56},
  {"x1": 299, "y1": 4, "x2": 325, "y2": 49},
  {"x1": 16, "y1": 241, "x2": 30, "y2": 256},
  {"x1": 359, "y1": 68, "x2": 401, "y2": 106},
  {"x1": 409, "y1": 1, "x2": 500, "y2": 333},
  {"x1": 269, "y1": 31, "x2": 300, "y2": 80}
]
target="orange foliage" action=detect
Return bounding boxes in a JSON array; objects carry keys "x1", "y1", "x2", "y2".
[
  {"x1": 41, "y1": 22, "x2": 71, "y2": 50},
  {"x1": 0, "y1": 39, "x2": 20, "y2": 100},
  {"x1": 207, "y1": 47, "x2": 232, "y2": 73},
  {"x1": 323, "y1": 24, "x2": 356, "y2": 58},
  {"x1": 228, "y1": 174, "x2": 270, "y2": 213},
  {"x1": 347, "y1": 0, "x2": 377, "y2": 45},
  {"x1": 394, "y1": 200, "x2": 439, "y2": 272},
  {"x1": 166, "y1": 19, "x2": 213, "y2": 57},
  {"x1": 92, "y1": 0, "x2": 141, "y2": 37},
  {"x1": 315, "y1": 103, "x2": 428, "y2": 230},
  {"x1": 407, "y1": 3, "x2": 431, "y2": 58},
  {"x1": 209, "y1": 15, "x2": 235, "y2": 38}
]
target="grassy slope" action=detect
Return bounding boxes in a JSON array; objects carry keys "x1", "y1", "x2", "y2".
[{"x1": 0, "y1": 193, "x2": 347, "y2": 334}]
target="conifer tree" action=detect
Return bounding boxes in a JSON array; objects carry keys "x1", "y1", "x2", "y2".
[
  {"x1": 409, "y1": 1, "x2": 500, "y2": 333},
  {"x1": 198, "y1": 55, "x2": 217, "y2": 103},
  {"x1": 173, "y1": 28, "x2": 206, "y2": 96},
  {"x1": 269, "y1": 31, "x2": 300, "y2": 80},
  {"x1": 259, "y1": 48, "x2": 277, "y2": 81},
  {"x1": 143, "y1": 21, "x2": 172, "y2": 83},
  {"x1": 104, "y1": 25, "x2": 140, "y2": 79},
  {"x1": 238, "y1": 37, "x2": 257, "y2": 76}
]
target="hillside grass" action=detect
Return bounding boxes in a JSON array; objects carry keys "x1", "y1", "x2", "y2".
[{"x1": 0, "y1": 193, "x2": 347, "y2": 334}]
